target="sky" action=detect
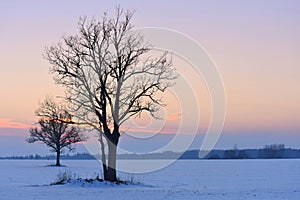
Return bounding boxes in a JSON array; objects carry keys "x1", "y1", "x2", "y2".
[{"x1": 0, "y1": 0, "x2": 299, "y2": 155}]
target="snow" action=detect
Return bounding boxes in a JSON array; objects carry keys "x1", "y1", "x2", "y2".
[{"x1": 0, "y1": 159, "x2": 300, "y2": 199}]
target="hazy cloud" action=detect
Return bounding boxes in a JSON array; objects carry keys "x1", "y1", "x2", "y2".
[{"x1": 0, "y1": 118, "x2": 30, "y2": 129}]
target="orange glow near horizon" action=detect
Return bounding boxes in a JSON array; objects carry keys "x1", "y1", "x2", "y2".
[{"x1": 0, "y1": 118, "x2": 31, "y2": 129}]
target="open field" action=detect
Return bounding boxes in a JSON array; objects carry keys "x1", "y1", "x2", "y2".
[{"x1": 0, "y1": 159, "x2": 299, "y2": 200}]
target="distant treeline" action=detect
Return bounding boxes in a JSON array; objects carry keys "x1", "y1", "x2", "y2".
[
  {"x1": 193, "y1": 144, "x2": 300, "y2": 159},
  {"x1": 1, "y1": 144, "x2": 300, "y2": 160}
]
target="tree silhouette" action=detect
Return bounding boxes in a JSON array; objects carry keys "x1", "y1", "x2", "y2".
[
  {"x1": 45, "y1": 7, "x2": 176, "y2": 181},
  {"x1": 27, "y1": 96, "x2": 83, "y2": 166}
]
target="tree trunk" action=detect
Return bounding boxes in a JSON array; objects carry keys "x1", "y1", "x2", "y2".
[
  {"x1": 99, "y1": 137, "x2": 108, "y2": 180},
  {"x1": 56, "y1": 150, "x2": 61, "y2": 166},
  {"x1": 106, "y1": 140, "x2": 118, "y2": 182},
  {"x1": 101, "y1": 125, "x2": 120, "y2": 182},
  {"x1": 102, "y1": 160, "x2": 108, "y2": 180}
]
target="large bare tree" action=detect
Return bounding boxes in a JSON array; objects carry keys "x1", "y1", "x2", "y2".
[
  {"x1": 45, "y1": 8, "x2": 176, "y2": 181},
  {"x1": 27, "y1": 96, "x2": 83, "y2": 166}
]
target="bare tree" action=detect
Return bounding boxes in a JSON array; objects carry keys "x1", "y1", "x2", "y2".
[
  {"x1": 27, "y1": 96, "x2": 83, "y2": 166},
  {"x1": 45, "y1": 7, "x2": 176, "y2": 181}
]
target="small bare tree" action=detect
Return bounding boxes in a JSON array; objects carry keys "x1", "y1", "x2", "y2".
[
  {"x1": 27, "y1": 96, "x2": 83, "y2": 166},
  {"x1": 45, "y1": 7, "x2": 176, "y2": 180}
]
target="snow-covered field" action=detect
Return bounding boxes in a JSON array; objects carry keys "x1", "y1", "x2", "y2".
[{"x1": 0, "y1": 159, "x2": 299, "y2": 200}]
